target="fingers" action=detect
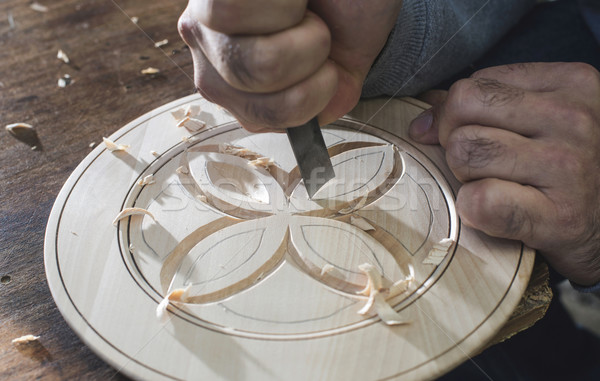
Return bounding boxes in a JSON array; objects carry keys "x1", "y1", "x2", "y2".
[
  {"x1": 456, "y1": 178, "x2": 551, "y2": 245},
  {"x1": 191, "y1": 46, "x2": 338, "y2": 131},
  {"x1": 197, "y1": 12, "x2": 331, "y2": 93},
  {"x1": 185, "y1": 0, "x2": 308, "y2": 35},
  {"x1": 445, "y1": 125, "x2": 554, "y2": 186},
  {"x1": 472, "y1": 62, "x2": 600, "y2": 98}
]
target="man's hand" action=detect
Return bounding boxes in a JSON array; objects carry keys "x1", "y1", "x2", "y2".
[
  {"x1": 409, "y1": 62, "x2": 600, "y2": 286},
  {"x1": 178, "y1": 0, "x2": 402, "y2": 132}
]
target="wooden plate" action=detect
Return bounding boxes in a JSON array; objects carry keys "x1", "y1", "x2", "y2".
[{"x1": 44, "y1": 94, "x2": 534, "y2": 380}]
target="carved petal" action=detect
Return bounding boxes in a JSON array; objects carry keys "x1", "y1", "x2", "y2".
[
  {"x1": 290, "y1": 144, "x2": 404, "y2": 214},
  {"x1": 187, "y1": 149, "x2": 288, "y2": 218},
  {"x1": 163, "y1": 215, "x2": 289, "y2": 304},
  {"x1": 287, "y1": 215, "x2": 409, "y2": 295}
]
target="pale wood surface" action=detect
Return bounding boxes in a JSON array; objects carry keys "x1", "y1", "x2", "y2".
[{"x1": 45, "y1": 94, "x2": 537, "y2": 380}]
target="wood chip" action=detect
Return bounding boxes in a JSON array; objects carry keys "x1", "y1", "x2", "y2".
[
  {"x1": 156, "y1": 285, "x2": 191, "y2": 323},
  {"x1": 423, "y1": 238, "x2": 455, "y2": 265},
  {"x1": 248, "y1": 157, "x2": 275, "y2": 169},
  {"x1": 57, "y1": 49, "x2": 70, "y2": 63},
  {"x1": 154, "y1": 39, "x2": 168, "y2": 48},
  {"x1": 176, "y1": 116, "x2": 206, "y2": 132},
  {"x1": 176, "y1": 166, "x2": 188, "y2": 175},
  {"x1": 89, "y1": 142, "x2": 96, "y2": 148},
  {"x1": 57, "y1": 74, "x2": 71, "y2": 88},
  {"x1": 137, "y1": 174, "x2": 155, "y2": 186},
  {"x1": 5, "y1": 122, "x2": 34, "y2": 134},
  {"x1": 12, "y1": 335, "x2": 40, "y2": 345},
  {"x1": 150, "y1": 150, "x2": 159, "y2": 157},
  {"x1": 218, "y1": 143, "x2": 259, "y2": 159},
  {"x1": 103, "y1": 137, "x2": 130, "y2": 152},
  {"x1": 339, "y1": 194, "x2": 369, "y2": 215},
  {"x1": 30, "y1": 2, "x2": 48, "y2": 12},
  {"x1": 141, "y1": 67, "x2": 160, "y2": 75},
  {"x1": 350, "y1": 216, "x2": 375, "y2": 231},
  {"x1": 356, "y1": 263, "x2": 413, "y2": 326},
  {"x1": 112, "y1": 207, "x2": 155, "y2": 226},
  {"x1": 131, "y1": 16, "x2": 139, "y2": 24}
]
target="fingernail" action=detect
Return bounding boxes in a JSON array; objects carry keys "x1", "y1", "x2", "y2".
[{"x1": 409, "y1": 109, "x2": 433, "y2": 139}]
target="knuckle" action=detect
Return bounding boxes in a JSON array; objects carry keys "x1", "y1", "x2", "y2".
[
  {"x1": 446, "y1": 129, "x2": 505, "y2": 175},
  {"x1": 196, "y1": 1, "x2": 239, "y2": 34},
  {"x1": 447, "y1": 79, "x2": 476, "y2": 110},
  {"x1": 554, "y1": 102, "x2": 595, "y2": 135},
  {"x1": 565, "y1": 62, "x2": 600, "y2": 89},
  {"x1": 178, "y1": 12, "x2": 199, "y2": 46}
]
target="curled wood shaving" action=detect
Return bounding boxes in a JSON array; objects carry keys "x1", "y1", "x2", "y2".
[
  {"x1": 141, "y1": 67, "x2": 160, "y2": 75},
  {"x1": 58, "y1": 74, "x2": 71, "y2": 88},
  {"x1": 112, "y1": 207, "x2": 156, "y2": 226},
  {"x1": 423, "y1": 238, "x2": 455, "y2": 265},
  {"x1": 103, "y1": 137, "x2": 130, "y2": 152},
  {"x1": 218, "y1": 143, "x2": 259, "y2": 159},
  {"x1": 176, "y1": 116, "x2": 206, "y2": 132},
  {"x1": 176, "y1": 166, "x2": 188, "y2": 175},
  {"x1": 156, "y1": 285, "x2": 191, "y2": 323},
  {"x1": 57, "y1": 49, "x2": 70, "y2": 63},
  {"x1": 154, "y1": 39, "x2": 168, "y2": 48},
  {"x1": 248, "y1": 157, "x2": 275, "y2": 169},
  {"x1": 350, "y1": 216, "x2": 375, "y2": 231},
  {"x1": 137, "y1": 174, "x2": 155, "y2": 186},
  {"x1": 12, "y1": 335, "x2": 40, "y2": 345},
  {"x1": 320, "y1": 264, "x2": 344, "y2": 278},
  {"x1": 5, "y1": 122, "x2": 33, "y2": 133},
  {"x1": 30, "y1": 2, "x2": 48, "y2": 12},
  {"x1": 356, "y1": 263, "x2": 413, "y2": 326},
  {"x1": 171, "y1": 104, "x2": 201, "y2": 121}
]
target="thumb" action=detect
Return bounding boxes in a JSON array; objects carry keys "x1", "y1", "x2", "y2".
[{"x1": 408, "y1": 90, "x2": 447, "y2": 145}]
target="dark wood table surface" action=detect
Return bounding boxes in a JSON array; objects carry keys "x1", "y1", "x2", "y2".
[
  {"x1": 0, "y1": 1, "x2": 192, "y2": 379},
  {"x1": 0, "y1": 1, "x2": 552, "y2": 380}
]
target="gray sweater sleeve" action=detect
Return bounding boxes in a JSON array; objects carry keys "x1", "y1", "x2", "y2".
[{"x1": 362, "y1": 0, "x2": 537, "y2": 97}]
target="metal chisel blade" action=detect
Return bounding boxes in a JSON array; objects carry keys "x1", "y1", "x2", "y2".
[{"x1": 286, "y1": 117, "x2": 335, "y2": 199}]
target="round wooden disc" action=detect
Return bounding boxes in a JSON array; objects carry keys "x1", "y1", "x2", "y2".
[{"x1": 44, "y1": 94, "x2": 534, "y2": 380}]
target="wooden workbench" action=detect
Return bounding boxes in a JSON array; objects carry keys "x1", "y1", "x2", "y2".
[{"x1": 0, "y1": 1, "x2": 551, "y2": 379}]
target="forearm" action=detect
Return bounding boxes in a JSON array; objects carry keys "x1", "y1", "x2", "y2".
[{"x1": 362, "y1": 0, "x2": 536, "y2": 97}]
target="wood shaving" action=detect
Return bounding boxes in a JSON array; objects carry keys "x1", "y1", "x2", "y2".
[
  {"x1": 137, "y1": 174, "x2": 155, "y2": 186},
  {"x1": 141, "y1": 67, "x2": 160, "y2": 75},
  {"x1": 103, "y1": 137, "x2": 130, "y2": 152},
  {"x1": 350, "y1": 216, "x2": 375, "y2": 231},
  {"x1": 176, "y1": 166, "x2": 188, "y2": 175},
  {"x1": 58, "y1": 74, "x2": 71, "y2": 88},
  {"x1": 131, "y1": 16, "x2": 139, "y2": 24},
  {"x1": 320, "y1": 264, "x2": 344, "y2": 278},
  {"x1": 57, "y1": 49, "x2": 70, "y2": 63},
  {"x1": 30, "y1": 2, "x2": 48, "y2": 12},
  {"x1": 171, "y1": 104, "x2": 201, "y2": 121},
  {"x1": 356, "y1": 263, "x2": 413, "y2": 326},
  {"x1": 150, "y1": 150, "x2": 159, "y2": 157},
  {"x1": 154, "y1": 39, "x2": 168, "y2": 48},
  {"x1": 12, "y1": 335, "x2": 40, "y2": 345},
  {"x1": 195, "y1": 194, "x2": 207, "y2": 203},
  {"x1": 89, "y1": 142, "x2": 96, "y2": 148},
  {"x1": 156, "y1": 285, "x2": 191, "y2": 323},
  {"x1": 423, "y1": 238, "x2": 455, "y2": 265},
  {"x1": 218, "y1": 143, "x2": 259, "y2": 159},
  {"x1": 176, "y1": 116, "x2": 206, "y2": 132},
  {"x1": 112, "y1": 207, "x2": 155, "y2": 226},
  {"x1": 248, "y1": 157, "x2": 275, "y2": 169},
  {"x1": 5, "y1": 122, "x2": 34, "y2": 133}
]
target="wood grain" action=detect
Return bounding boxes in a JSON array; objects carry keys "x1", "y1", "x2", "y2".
[
  {"x1": 0, "y1": 1, "x2": 190, "y2": 379},
  {"x1": 0, "y1": 1, "x2": 551, "y2": 380}
]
